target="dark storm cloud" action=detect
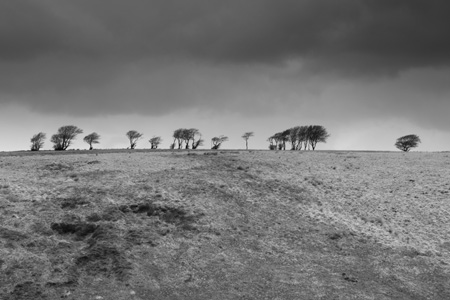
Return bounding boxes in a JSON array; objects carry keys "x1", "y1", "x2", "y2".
[
  {"x1": 2, "y1": 0, "x2": 450, "y2": 70},
  {"x1": 1, "y1": 0, "x2": 450, "y2": 118}
]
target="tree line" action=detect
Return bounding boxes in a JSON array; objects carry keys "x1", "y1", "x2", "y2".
[
  {"x1": 29, "y1": 125, "x2": 246, "y2": 151},
  {"x1": 28, "y1": 124, "x2": 422, "y2": 152}
]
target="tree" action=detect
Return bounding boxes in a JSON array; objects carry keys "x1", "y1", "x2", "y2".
[
  {"x1": 192, "y1": 135, "x2": 204, "y2": 149},
  {"x1": 307, "y1": 125, "x2": 330, "y2": 150},
  {"x1": 211, "y1": 135, "x2": 228, "y2": 149},
  {"x1": 395, "y1": 134, "x2": 421, "y2": 152},
  {"x1": 188, "y1": 128, "x2": 202, "y2": 149},
  {"x1": 149, "y1": 136, "x2": 162, "y2": 149},
  {"x1": 296, "y1": 126, "x2": 309, "y2": 150},
  {"x1": 83, "y1": 132, "x2": 100, "y2": 150},
  {"x1": 267, "y1": 136, "x2": 276, "y2": 150},
  {"x1": 51, "y1": 125, "x2": 83, "y2": 150},
  {"x1": 172, "y1": 129, "x2": 184, "y2": 149},
  {"x1": 242, "y1": 132, "x2": 254, "y2": 150},
  {"x1": 288, "y1": 127, "x2": 300, "y2": 150},
  {"x1": 126, "y1": 130, "x2": 143, "y2": 149},
  {"x1": 30, "y1": 132, "x2": 46, "y2": 151}
]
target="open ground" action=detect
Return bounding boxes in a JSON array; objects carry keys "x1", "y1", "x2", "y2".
[{"x1": 0, "y1": 150, "x2": 449, "y2": 299}]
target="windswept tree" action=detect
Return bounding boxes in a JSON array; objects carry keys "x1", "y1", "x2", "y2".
[
  {"x1": 296, "y1": 126, "x2": 309, "y2": 150},
  {"x1": 268, "y1": 132, "x2": 283, "y2": 150},
  {"x1": 126, "y1": 130, "x2": 143, "y2": 149},
  {"x1": 242, "y1": 132, "x2": 254, "y2": 150},
  {"x1": 267, "y1": 136, "x2": 276, "y2": 150},
  {"x1": 269, "y1": 131, "x2": 289, "y2": 150},
  {"x1": 172, "y1": 129, "x2": 184, "y2": 149},
  {"x1": 83, "y1": 132, "x2": 100, "y2": 150},
  {"x1": 211, "y1": 135, "x2": 228, "y2": 149},
  {"x1": 149, "y1": 136, "x2": 162, "y2": 149},
  {"x1": 51, "y1": 125, "x2": 83, "y2": 151},
  {"x1": 288, "y1": 127, "x2": 300, "y2": 150},
  {"x1": 30, "y1": 132, "x2": 46, "y2": 151},
  {"x1": 307, "y1": 125, "x2": 330, "y2": 150},
  {"x1": 395, "y1": 134, "x2": 421, "y2": 152},
  {"x1": 188, "y1": 128, "x2": 202, "y2": 149},
  {"x1": 192, "y1": 134, "x2": 204, "y2": 149},
  {"x1": 269, "y1": 125, "x2": 329, "y2": 150}
]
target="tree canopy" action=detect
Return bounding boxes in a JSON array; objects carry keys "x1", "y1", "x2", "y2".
[
  {"x1": 126, "y1": 130, "x2": 143, "y2": 149},
  {"x1": 51, "y1": 125, "x2": 83, "y2": 150},
  {"x1": 269, "y1": 125, "x2": 329, "y2": 150},
  {"x1": 149, "y1": 136, "x2": 162, "y2": 149},
  {"x1": 395, "y1": 134, "x2": 421, "y2": 152},
  {"x1": 30, "y1": 132, "x2": 46, "y2": 151},
  {"x1": 211, "y1": 135, "x2": 228, "y2": 149},
  {"x1": 83, "y1": 132, "x2": 100, "y2": 150},
  {"x1": 241, "y1": 132, "x2": 254, "y2": 150}
]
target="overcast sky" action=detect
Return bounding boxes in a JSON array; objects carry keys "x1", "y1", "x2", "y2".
[{"x1": 1, "y1": 0, "x2": 450, "y2": 151}]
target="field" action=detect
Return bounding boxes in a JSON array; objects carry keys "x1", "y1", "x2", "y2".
[{"x1": 1, "y1": 150, "x2": 449, "y2": 299}]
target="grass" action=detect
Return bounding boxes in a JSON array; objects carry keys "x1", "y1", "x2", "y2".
[{"x1": 0, "y1": 150, "x2": 449, "y2": 299}]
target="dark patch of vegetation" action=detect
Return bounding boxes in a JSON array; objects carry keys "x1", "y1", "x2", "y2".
[
  {"x1": 204, "y1": 152, "x2": 218, "y2": 156},
  {"x1": 51, "y1": 222, "x2": 98, "y2": 238},
  {"x1": 76, "y1": 226, "x2": 132, "y2": 281},
  {"x1": 43, "y1": 163, "x2": 73, "y2": 171},
  {"x1": 119, "y1": 202, "x2": 199, "y2": 229},
  {"x1": 5, "y1": 281, "x2": 47, "y2": 300}
]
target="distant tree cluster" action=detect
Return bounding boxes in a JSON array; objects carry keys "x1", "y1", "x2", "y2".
[
  {"x1": 268, "y1": 125, "x2": 330, "y2": 151},
  {"x1": 171, "y1": 128, "x2": 204, "y2": 149}
]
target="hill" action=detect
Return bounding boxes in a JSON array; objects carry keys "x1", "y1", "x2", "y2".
[{"x1": 0, "y1": 150, "x2": 449, "y2": 299}]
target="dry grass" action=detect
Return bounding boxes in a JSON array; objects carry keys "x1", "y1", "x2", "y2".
[{"x1": 0, "y1": 150, "x2": 449, "y2": 299}]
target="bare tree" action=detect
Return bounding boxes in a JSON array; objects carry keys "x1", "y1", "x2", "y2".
[
  {"x1": 149, "y1": 136, "x2": 162, "y2": 149},
  {"x1": 83, "y1": 132, "x2": 100, "y2": 150},
  {"x1": 30, "y1": 132, "x2": 46, "y2": 151},
  {"x1": 126, "y1": 130, "x2": 143, "y2": 149},
  {"x1": 241, "y1": 132, "x2": 254, "y2": 150},
  {"x1": 51, "y1": 125, "x2": 83, "y2": 151},
  {"x1": 211, "y1": 135, "x2": 228, "y2": 149},
  {"x1": 395, "y1": 134, "x2": 421, "y2": 152}
]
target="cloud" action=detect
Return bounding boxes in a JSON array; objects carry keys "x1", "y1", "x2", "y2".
[
  {"x1": 1, "y1": 0, "x2": 450, "y2": 131},
  {"x1": 2, "y1": 1, "x2": 449, "y2": 68}
]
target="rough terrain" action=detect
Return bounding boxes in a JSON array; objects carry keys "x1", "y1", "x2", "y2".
[{"x1": 0, "y1": 150, "x2": 449, "y2": 299}]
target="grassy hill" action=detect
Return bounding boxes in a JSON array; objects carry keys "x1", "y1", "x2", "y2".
[{"x1": 0, "y1": 150, "x2": 449, "y2": 299}]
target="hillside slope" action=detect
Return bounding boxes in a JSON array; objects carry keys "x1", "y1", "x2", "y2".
[{"x1": 0, "y1": 150, "x2": 449, "y2": 299}]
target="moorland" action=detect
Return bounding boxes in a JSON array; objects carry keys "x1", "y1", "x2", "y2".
[{"x1": 0, "y1": 149, "x2": 449, "y2": 299}]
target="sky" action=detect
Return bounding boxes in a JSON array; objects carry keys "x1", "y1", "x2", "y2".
[{"x1": 1, "y1": 0, "x2": 450, "y2": 151}]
